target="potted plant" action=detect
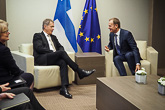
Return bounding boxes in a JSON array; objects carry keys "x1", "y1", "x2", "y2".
[
  {"x1": 135, "y1": 68, "x2": 147, "y2": 84},
  {"x1": 158, "y1": 77, "x2": 165, "y2": 95}
]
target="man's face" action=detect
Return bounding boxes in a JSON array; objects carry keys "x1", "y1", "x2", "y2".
[
  {"x1": 108, "y1": 20, "x2": 118, "y2": 33},
  {"x1": 44, "y1": 21, "x2": 54, "y2": 35}
]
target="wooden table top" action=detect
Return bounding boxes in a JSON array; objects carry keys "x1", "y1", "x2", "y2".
[
  {"x1": 98, "y1": 75, "x2": 165, "y2": 110},
  {"x1": 75, "y1": 52, "x2": 104, "y2": 57}
]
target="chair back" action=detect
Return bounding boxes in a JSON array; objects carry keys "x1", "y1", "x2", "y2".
[
  {"x1": 136, "y1": 41, "x2": 147, "y2": 60},
  {"x1": 18, "y1": 43, "x2": 33, "y2": 55}
]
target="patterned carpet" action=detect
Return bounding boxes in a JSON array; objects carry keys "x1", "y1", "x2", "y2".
[{"x1": 34, "y1": 84, "x2": 96, "y2": 110}]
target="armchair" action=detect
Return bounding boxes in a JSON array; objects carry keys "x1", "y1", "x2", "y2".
[
  {"x1": 11, "y1": 43, "x2": 75, "y2": 89},
  {"x1": 105, "y1": 41, "x2": 158, "y2": 77}
]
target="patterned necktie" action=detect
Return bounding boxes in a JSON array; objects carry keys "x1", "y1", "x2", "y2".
[
  {"x1": 114, "y1": 34, "x2": 121, "y2": 55},
  {"x1": 48, "y1": 35, "x2": 56, "y2": 52}
]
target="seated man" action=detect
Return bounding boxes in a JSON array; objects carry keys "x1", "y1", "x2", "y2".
[
  {"x1": 105, "y1": 18, "x2": 141, "y2": 76},
  {"x1": 33, "y1": 19, "x2": 95, "y2": 99}
]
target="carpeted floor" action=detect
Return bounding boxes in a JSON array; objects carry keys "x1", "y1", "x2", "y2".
[{"x1": 34, "y1": 84, "x2": 96, "y2": 110}]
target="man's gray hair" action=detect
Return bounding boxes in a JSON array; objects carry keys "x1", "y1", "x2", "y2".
[{"x1": 42, "y1": 19, "x2": 54, "y2": 30}]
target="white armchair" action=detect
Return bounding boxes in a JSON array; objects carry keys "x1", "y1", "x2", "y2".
[
  {"x1": 11, "y1": 43, "x2": 75, "y2": 89},
  {"x1": 105, "y1": 41, "x2": 158, "y2": 77}
]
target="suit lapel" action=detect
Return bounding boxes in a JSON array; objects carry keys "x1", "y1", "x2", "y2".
[
  {"x1": 119, "y1": 29, "x2": 123, "y2": 47},
  {"x1": 41, "y1": 31, "x2": 49, "y2": 49},
  {"x1": 111, "y1": 33, "x2": 115, "y2": 48}
]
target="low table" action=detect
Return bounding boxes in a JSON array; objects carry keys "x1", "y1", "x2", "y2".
[
  {"x1": 96, "y1": 75, "x2": 165, "y2": 110},
  {"x1": 75, "y1": 52, "x2": 105, "y2": 85}
]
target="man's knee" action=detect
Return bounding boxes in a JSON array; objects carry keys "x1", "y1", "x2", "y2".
[
  {"x1": 113, "y1": 55, "x2": 122, "y2": 63},
  {"x1": 58, "y1": 50, "x2": 67, "y2": 55},
  {"x1": 125, "y1": 52, "x2": 134, "y2": 59}
]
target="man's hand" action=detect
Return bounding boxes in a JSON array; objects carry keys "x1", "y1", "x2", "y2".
[
  {"x1": 0, "y1": 83, "x2": 11, "y2": 92},
  {"x1": 135, "y1": 65, "x2": 141, "y2": 72},
  {"x1": 105, "y1": 46, "x2": 110, "y2": 52},
  {"x1": 0, "y1": 93, "x2": 15, "y2": 100}
]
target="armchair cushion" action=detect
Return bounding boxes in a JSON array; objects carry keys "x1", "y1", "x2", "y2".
[
  {"x1": 18, "y1": 43, "x2": 33, "y2": 55},
  {"x1": 111, "y1": 60, "x2": 150, "y2": 76},
  {"x1": 136, "y1": 41, "x2": 147, "y2": 60}
]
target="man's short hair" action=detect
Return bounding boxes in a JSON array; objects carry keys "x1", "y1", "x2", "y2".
[
  {"x1": 0, "y1": 19, "x2": 8, "y2": 34},
  {"x1": 109, "y1": 18, "x2": 120, "y2": 28},
  {"x1": 42, "y1": 19, "x2": 54, "y2": 30}
]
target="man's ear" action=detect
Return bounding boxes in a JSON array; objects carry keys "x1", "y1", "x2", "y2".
[
  {"x1": 44, "y1": 25, "x2": 47, "y2": 30},
  {"x1": 115, "y1": 24, "x2": 118, "y2": 29}
]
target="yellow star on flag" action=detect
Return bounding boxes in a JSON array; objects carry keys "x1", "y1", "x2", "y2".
[
  {"x1": 95, "y1": 8, "x2": 97, "y2": 12},
  {"x1": 79, "y1": 32, "x2": 84, "y2": 37},
  {"x1": 79, "y1": 25, "x2": 81, "y2": 29},
  {"x1": 91, "y1": 38, "x2": 94, "y2": 43},
  {"x1": 97, "y1": 34, "x2": 101, "y2": 39},
  {"x1": 85, "y1": 37, "x2": 89, "y2": 42},
  {"x1": 81, "y1": 16, "x2": 83, "y2": 20},
  {"x1": 84, "y1": 9, "x2": 88, "y2": 14},
  {"x1": 90, "y1": 6, "x2": 92, "y2": 10}
]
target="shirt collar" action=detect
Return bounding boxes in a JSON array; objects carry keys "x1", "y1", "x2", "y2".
[{"x1": 43, "y1": 31, "x2": 49, "y2": 37}]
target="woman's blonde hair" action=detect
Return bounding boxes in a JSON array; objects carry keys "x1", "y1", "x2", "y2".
[{"x1": 0, "y1": 19, "x2": 8, "y2": 34}]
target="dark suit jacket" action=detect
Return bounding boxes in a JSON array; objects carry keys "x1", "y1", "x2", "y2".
[
  {"x1": 107, "y1": 28, "x2": 141, "y2": 64},
  {"x1": 0, "y1": 42, "x2": 24, "y2": 84},
  {"x1": 33, "y1": 31, "x2": 64, "y2": 65}
]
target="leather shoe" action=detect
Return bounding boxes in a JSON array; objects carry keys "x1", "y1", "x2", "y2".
[
  {"x1": 60, "y1": 87, "x2": 72, "y2": 99},
  {"x1": 78, "y1": 69, "x2": 96, "y2": 79}
]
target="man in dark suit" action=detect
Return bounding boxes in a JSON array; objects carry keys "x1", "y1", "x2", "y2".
[
  {"x1": 105, "y1": 18, "x2": 141, "y2": 76},
  {"x1": 33, "y1": 19, "x2": 95, "y2": 99}
]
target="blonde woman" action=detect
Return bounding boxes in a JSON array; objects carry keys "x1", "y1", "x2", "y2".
[{"x1": 0, "y1": 19, "x2": 33, "y2": 89}]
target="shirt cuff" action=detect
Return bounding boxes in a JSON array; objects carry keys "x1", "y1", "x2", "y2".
[{"x1": 136, "y1": 63, "x2": 140, "y2": 66}]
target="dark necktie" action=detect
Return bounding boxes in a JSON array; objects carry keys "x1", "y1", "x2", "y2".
[{"x1": 114, "y1": 34, "x2": 121, "y2": 55}]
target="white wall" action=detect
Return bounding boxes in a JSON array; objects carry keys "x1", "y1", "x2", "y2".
[{"x1": 6, "y1": 0, "x2": 150, "y2": 54}]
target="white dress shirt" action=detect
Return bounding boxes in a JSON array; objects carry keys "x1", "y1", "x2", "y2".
[
  {"x1": 43, "y1": 31, "x2": 56, "y2": 52},
  {"x1": 114, "y1": 29, "x2": 121, "y2": 46}
]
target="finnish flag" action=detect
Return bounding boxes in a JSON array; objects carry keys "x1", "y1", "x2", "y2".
[{"x1": 53, "y1": 0, "x2": 77, "y2": 52}]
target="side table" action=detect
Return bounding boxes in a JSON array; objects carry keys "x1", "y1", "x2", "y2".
[{"x1": 75, "y1": 52, "x2": 105, "y2": 85}]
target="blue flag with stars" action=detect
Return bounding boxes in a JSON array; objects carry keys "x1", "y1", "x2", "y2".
[
  {"x1": 77, "y1": 0, "x2": 101, "y2": 54},
  {"x1": 53, "y1": 0, "x2": 77, "y2": 52}
]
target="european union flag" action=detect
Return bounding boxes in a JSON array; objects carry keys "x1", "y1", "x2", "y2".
[
  {"x1": 77, "y1": 0, "x2": 101, "y2": 54},
  {"x1": 53, "y1": 0, "x2": 78, "y2": 52}
]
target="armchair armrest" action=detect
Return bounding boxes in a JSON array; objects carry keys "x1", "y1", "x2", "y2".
[
  {"x1": 147, "y1": 47, "x2": 158, "y2": 75},
  {"x1": 67, "y1": 52, "x2": 75, "y2": 61},
  {"x1": 105, "y1": 50, "x2": 113, "y2": 77},
  {"x1": 11, "y1": 51, "x2": 34, "y2": 74}
]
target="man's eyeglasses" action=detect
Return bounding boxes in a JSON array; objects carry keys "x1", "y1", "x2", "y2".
[{"x1": 2, "y1": 30, "x2": 9, "y2": 33}]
